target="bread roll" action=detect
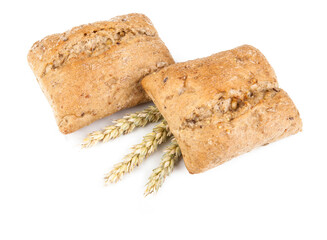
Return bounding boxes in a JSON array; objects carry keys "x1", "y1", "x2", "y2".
[
  {"x1": 142, "y1": 45, "x2": 302, "y2": 174},
  {"x1": 28, "y1": 13, "x2": 174, "y2": 134}
]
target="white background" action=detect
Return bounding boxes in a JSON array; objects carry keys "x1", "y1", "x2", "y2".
[{"x1": 1, "y1": 0, "x2": 326, "y2": 239}]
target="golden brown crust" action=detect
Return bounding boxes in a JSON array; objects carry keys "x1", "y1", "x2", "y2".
[
  {"x1": 142, "y1": 45, "x2": 302, "y2": 174},
  {"x1": 28, "y1": 13, "x2": 174, "y2": 134}
]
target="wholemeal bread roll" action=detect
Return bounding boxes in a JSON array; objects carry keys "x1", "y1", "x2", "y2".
[
  {"x1": 28, "y1": 13, "x2": 174, "y2": 134},
  {"x1": 142, "y1": 45, "x2": 302, "y2": 174}
]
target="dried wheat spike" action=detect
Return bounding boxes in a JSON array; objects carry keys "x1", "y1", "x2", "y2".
[
  {"x1": 144, "y1": 138, "x2": 181, "y2": 196},
  {"x1": 104, "y1": 120, "x2": 171, "y2": 184},
  {"x1": 82, "y1": 105, "x2": 162, "y2": 148}
]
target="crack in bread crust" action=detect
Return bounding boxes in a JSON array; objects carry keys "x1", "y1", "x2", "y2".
[
  {"x1": 181, "y1": 88, "x2": 280, "y2": 129},
  {"x1": 27, "y1": 13, "x2": 159, "y2": 79},
  {"x1": 41, "y1": 29, "x2": 156, "y2": 76}
]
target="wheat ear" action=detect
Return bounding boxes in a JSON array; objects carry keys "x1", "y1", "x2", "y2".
[
  {"x1": 104, "y1": 120, "x2": 171, "y2": 184},
  {"x1": 82, "y1": 106, "x2": 162, "y2": 148},
  {"x1": 144, "y1": 138, "x2": 181, "y2": 196}
]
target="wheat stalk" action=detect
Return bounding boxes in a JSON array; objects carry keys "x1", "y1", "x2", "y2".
[
  {"x1": 144, "y1": 138, "x2": 181, "y2": 196},
  {"x1": 82, "y1": 105, "x2": 162, "y2": 148},
  {"x1": 104, "y1": 120, "x2": 171, "y2": 184}
]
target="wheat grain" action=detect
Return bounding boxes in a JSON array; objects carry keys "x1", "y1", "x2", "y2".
[
  {"x1": 82, "y1": 105, "x2": 162, "y2": 148},
  {"x1": 144, "y1": 138, "x2": 181, "y2": 196},
  {"x1": 104, "y1": 120, "x2": 171, "y2": 184}
]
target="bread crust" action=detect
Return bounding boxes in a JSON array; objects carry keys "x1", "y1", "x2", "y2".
[
  {"x1": 142, "y1": 45, "x2": 302, "y2": 174},
  {"x1": 28, "y1": 13, "x2": 174, "y2": 134}
]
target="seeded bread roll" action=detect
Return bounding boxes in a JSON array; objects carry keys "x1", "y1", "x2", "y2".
[
  {"x1": 142, "y1": 45, "x2": 302, "y2": 174},
  {"x1": 28, "y1": 13, "x2": 174, "y2": 134}
]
